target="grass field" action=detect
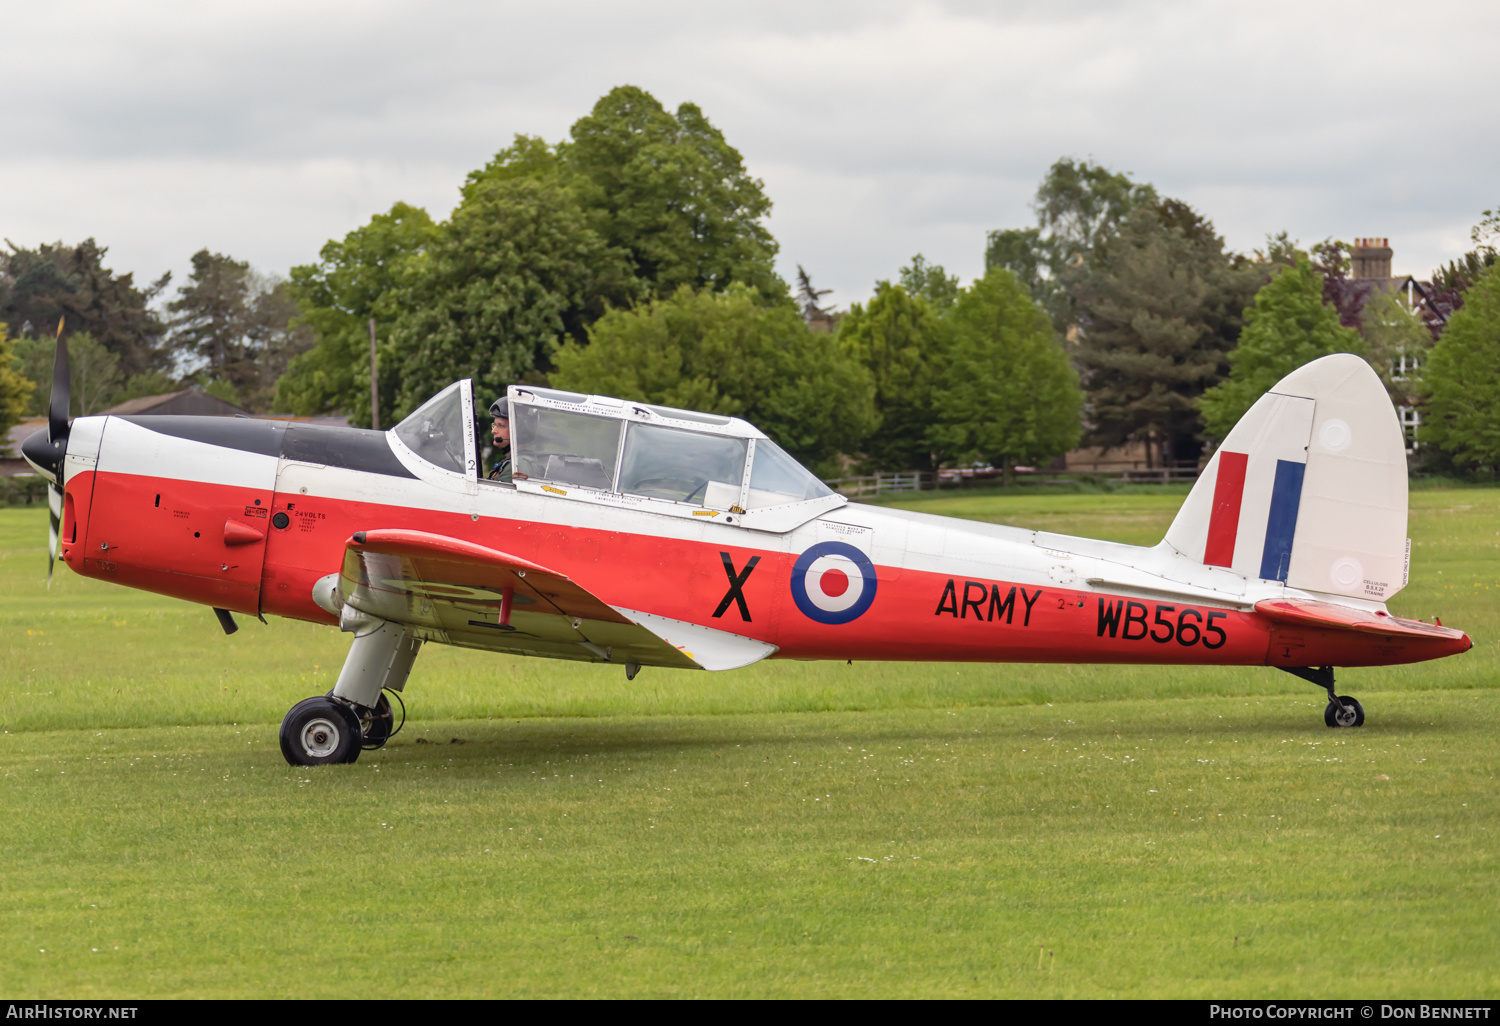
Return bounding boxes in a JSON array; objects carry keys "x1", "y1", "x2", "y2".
[{"x1": 1, "y1": 488, "x2": 1496, "y2": 998}]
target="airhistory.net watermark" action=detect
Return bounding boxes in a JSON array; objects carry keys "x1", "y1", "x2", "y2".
[{"x1": 5, "y1": 1007, "x2": 138, "y2": 1019}]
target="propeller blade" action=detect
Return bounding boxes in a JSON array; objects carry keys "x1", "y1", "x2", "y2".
[
  {"x1": 47, "y1": 483, "x2": 62, "y2": 585},
  {"x1": 25, "y1": 322, "x2": 72, "y2": 584},
  {"x1": 48, "y1": 318, "x2": 70, "y2": 446}
]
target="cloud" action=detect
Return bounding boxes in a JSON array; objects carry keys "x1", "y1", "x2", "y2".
[{"x1": 3, "y1": 0, "x2": 1497, "y2": 307}]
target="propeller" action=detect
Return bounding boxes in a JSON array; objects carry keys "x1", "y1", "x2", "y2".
[{"x1": 19, "y1": 320, "x2": 71, "y2": 582}]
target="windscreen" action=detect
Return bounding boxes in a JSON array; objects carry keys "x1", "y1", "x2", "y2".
[
  {"x1": 393, "y1": 382, "x2": 468, "y2": 475},
  {"x1": 746, "y1": 438, "x2": 833, "y2": 508}
]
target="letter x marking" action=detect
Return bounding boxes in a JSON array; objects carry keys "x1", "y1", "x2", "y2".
[{"x1": 713, "y1": 552, "x2": 760, "y2": 621}]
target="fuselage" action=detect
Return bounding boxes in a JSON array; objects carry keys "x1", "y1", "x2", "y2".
[{"x1": 50, "y1": 413, "x2": 1467, "y2": 671}]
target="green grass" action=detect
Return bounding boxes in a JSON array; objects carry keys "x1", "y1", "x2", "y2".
[{"x1": 1, "y1": 490, "x2": 1497, "y2": 998}]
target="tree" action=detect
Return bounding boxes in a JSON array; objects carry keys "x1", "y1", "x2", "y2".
[
  {"x1": 1422, "y1": 263, "x2": 1500, "y2": 470},
  {"x1": 1420, "y1": 210, "x2": 1500, "y2": 339},
  {"x1": 390, "y1": 175, "x2": 616, "y2": 420},
  {"x1": 1033, "y1": 158, "x2": 1160, "y2": 258},
  {"x1": 243, "y1": 281, "x2": 316, "y2": 412},
  {"x1": 928, "y1": 268, "x2": 1083, "y2": 479},
  {"x1": 62, "y1": 332, "x2": 117, "y2": 415},
  {"x1": 276, "y1": 88, "x2": 784, "y2": 421},
  {"x1": 0, "y1": 239, "x2": 170, "y2": 377},
  {"x1": 166, "y1": 250, "x2": 312, "y2": 411},
  {"x1": 1199, "y1": 257, "x2": 1364, "y2": 440},
  {"x1": 564, "y1": 86, "x2": 782, "y2": 303},
  {"x1": 552, "y1": 285, "x2": 875, "y2": 471},
  {"x1": 985, "y1": 158, "x2": 1159, "y2": 329},
  {"x1": 984, "y1": 227, "x2": 1049, "y2": 301},
  {"x1": 468, "y1": 90, "x2": 784, "y2": 310},
  {"x1": 0, "y1": 323, "x2": 33, "y2": 443},
  {"x1": 1429, "y1": 247, "x2": 1499, "y2": 334},
  {"x1": 1070, "y1": 202, "x2": 1264, "y2": 466},
  {"x1": 1432, "y1": 249, "x2": 1498, "y2": 294},
  {"x1": 898, "y1": 254, "x2": 959, "y2": 311},
  {"x1": 1256, "y1": 231, "x2": 1301, "y2": 268},
  {"x1": 1359, "y1": 286, "x2": 1432, "y2": 406},
  {"x1": 1310, "y1": 238, "x2": 1374, "y2": 330},
  {"x1": 11, "y1": 329, "x2": 178, "y2": 417},
  {"x1": 1472, "y1": 207, "x2": 1499, "y2": 252},
  {"x1": 460, "y1": 135, "x2": 637, "y2": 336},
  {"x1": 166, "y1": 250, "x2": 252, "y2": 391},
  {"x1": 795, "y1": 265, "x2": 833, "y2": 322},
  {"x1": 837, "y1": 281, "x2": 947, "y2": 470},
  {"x1": 276, "y1": 202, "x2": 438, "y2": 418}
]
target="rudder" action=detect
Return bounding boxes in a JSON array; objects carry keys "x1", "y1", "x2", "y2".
[{"x1": 1166, "y1": 354, "x2": 1409, "y2": 602}]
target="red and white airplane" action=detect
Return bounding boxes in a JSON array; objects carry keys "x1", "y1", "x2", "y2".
[{"x1": 22, "y1": 342, "x2": 1471, "y2": 765}]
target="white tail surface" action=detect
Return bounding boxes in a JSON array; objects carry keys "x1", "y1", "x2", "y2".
[{"x1": 1166, "y1": 354, "x2": 1409, "y2": 601}]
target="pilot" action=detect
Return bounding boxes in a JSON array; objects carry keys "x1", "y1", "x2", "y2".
[{"x1": 488, "y1": 395, "x2": 512, "y2": 483}]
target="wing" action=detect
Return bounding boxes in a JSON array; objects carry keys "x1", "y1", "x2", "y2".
[{"x1": 333, "y1": 529, "x2": 776, "y2": 671}]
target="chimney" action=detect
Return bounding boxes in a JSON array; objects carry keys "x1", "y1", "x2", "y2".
[{"x1": 1351, "y1": 237, "x2": 1393, "y2": 279}]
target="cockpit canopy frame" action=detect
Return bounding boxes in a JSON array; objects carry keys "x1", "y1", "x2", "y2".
[
  {"x1": 505, "y1": 386, "x2": 842, "y2": 531},
  {"x1": 388, "y1": 379, "x2": 478, "y2": 484},
  {"x1": 390, "y1": 382, "x2": 844, "y2": 532}
]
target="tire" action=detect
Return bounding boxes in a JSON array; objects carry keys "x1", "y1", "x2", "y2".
[
  {"x1": 280, "y1": 696, "x2": 363, "y2": 766},
  {"x1": 1324, "y1": 696, "x2": 1365, "y2": 728}
]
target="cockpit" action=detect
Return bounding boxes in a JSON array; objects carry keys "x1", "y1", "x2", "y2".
[{"x1": 389, "y1": 381, "x2": 842, "y2": 530}]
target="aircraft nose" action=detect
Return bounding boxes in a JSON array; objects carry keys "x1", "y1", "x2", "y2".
[{"x1": 21, "y1": 426, "x2": 66, "y2": 483}]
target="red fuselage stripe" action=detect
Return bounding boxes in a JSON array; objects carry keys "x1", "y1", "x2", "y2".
[{"x1": 1204, "y1": 451, "x2": 1248, "y2": 567}]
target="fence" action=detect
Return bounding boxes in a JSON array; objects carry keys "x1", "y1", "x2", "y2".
[
  {"x1": 823, "y1": 466, "x2": 1199, "y2": 497},
  {"x1": 1027, "y1": 467, "x2": 1202, "y2": 484},
  {"x1": 821, "y1": 472, "x2": 937, "y2": 498}
]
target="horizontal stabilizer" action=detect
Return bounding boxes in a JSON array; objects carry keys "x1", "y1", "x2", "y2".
[{"x1": 1255, "y1": 597, "x2": 1470, "y2": 651}]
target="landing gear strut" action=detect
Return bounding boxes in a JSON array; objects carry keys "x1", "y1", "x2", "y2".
[
  {"x1": 280, "y1": 601, "x2": 422, "y2": 767},
  {"x1": 1281, "y1": 666, "x2": 1364, "y2": 728},
  {"x1": 355, "y1": 691, "x2": 403, "y2": 750}
]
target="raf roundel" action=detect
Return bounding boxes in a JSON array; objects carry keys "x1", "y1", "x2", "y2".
[{"x1": 790, "y1": 541, "x2": 878, "y2": 625}]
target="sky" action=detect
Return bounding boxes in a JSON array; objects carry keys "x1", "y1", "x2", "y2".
[{"x1": 2, "y1": 0, "x2": 1496, "y2": 311}]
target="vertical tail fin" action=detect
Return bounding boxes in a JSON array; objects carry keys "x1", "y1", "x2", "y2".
[{"x1": 1166, "y1": 354, "x2": 1409, "y2": 601}]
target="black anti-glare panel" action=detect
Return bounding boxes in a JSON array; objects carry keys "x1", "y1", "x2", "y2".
[
  {"x1": 118, "y1": 416, "x2": 416, "y2": 479},
  {"x1": 281, "y1": 423, "x2": 416, "y2": 478},
  {"x1": 120, "y1": 416, "x2": 287, "y2": 458}
]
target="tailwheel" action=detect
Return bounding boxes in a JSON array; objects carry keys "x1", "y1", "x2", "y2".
[
  {"x1": 280, "y1": 696, "x2": 363, "y2": 766},
  {"x1": 1324, "y1": 695, "x2": 1365, "y2": 729},
  {"x1": 1281, "y1": 667, "x2": 1366, "y2": 729}
]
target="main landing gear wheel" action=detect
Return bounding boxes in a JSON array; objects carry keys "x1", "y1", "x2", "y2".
[
  {"x1": 295, "y1": 609, "x2": 420, "y2": 765},
  {"x1": 280, "y1": 696, "x2": 363, "y2": 766},
  {"x1": 1324, "y1": 696, "x2": 1365, "y2": 729}
]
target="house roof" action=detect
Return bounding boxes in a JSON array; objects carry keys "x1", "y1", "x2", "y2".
[
  {"x1": 1341, "y1": 274, "x2": 1452, "y2": 331},
  {"x1": 4, "y1": 418, "x2": 45, "y2": 460},
  {"x1": 99, "y1": 389, "x2": 250, "y2": 417}
]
